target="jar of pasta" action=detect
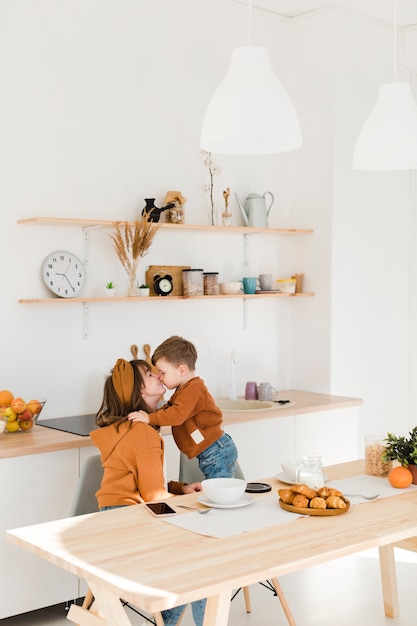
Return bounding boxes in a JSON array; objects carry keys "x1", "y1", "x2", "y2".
[{"x1": 365, "y1": 435, "x2": 392, "y2": 477}]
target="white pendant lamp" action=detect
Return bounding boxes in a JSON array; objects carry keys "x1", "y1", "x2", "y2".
[
  {"x1": 353, "y1": 0, "x2": 417, "y2": 171},
  {"x1": 200, "y1": 2, "x2": 302, "y2": 155}
]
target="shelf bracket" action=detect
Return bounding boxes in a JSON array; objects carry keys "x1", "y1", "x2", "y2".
[
  {"x1": 82, "y1": 225, "x2": 102, "y2": 267},
  {"x1": 83, "y1": 302, "x2": 90, "y2": 339},
  {"x1": 243, "y1": 298, "x2": 248, "y2": 329},
  {"x1": 243, "y1": 234, "x2": 249, "y2": 267}
]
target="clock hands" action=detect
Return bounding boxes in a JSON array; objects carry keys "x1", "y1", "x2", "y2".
[{"x1": 55, "y1": 272, "x2": 74, "y2": 291}]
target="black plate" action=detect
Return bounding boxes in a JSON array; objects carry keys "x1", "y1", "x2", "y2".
[{"x1": 245, "y1": 482, "x2": 272, "y2": 493}]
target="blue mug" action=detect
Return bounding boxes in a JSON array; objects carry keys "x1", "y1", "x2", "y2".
[{"x1": 242, "y1": 277, "x2": 256, "y2": 294}]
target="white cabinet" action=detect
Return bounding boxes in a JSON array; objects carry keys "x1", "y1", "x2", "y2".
[
  {"x1": 0, "y1": 449, "x2": 80, "y2": 619},
  {"x1": 224, "y1": 407, "x2": 359, "y2": 480}
]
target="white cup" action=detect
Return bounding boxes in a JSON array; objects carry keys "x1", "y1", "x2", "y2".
[
  {"x1": 258, "y1": 382, "x2": 278, "y2": 401},
  {"x1": 259, "y1": 273, "x2": 272, "y2": 291}
]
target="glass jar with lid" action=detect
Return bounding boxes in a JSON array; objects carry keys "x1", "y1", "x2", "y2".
[
  {"x1": 203, "y1": 272, "x2": 219, "y2": 295},
  {"x1": 182, "y1": 269, "x2": 204, "y2": 296}
]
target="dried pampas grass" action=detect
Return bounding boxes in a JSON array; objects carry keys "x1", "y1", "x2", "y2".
[{"x1": 110, "y1": 218, "x2": 160, "y2": 277}]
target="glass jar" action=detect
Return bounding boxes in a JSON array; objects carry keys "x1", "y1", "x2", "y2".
[
  {"x1": 182, "y1": 269, "x2": 204, "y2": 296},
  {"x1": 296, "y1": 454, "x2": 324, "y2": 489},
  {"x1": 203, "y1": 272, "x2": 219, "y2": 295},
  {"x1": 365, "y1": 435, "x2": 392, "y2": 477}
]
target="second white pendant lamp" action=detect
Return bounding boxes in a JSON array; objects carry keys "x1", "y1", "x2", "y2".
[
  {"x1": 352, "y1": 0, "x2": 417, "y2": 171},
  {"x1": 200, "y1": 1, "x2": 302, "y2": 155}
]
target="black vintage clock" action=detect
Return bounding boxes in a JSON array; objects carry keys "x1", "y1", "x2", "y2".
[
  {"x1": 153, "y1": 274, "x2": 173, "y2": 296},
  {"x1": 42, "y1": 251, "x2": 86, "y2": 298}
]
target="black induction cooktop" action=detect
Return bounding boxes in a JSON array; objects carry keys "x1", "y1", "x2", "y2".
[{"x1": 37, "y1": 414, "x2": 97, "y2": 437}]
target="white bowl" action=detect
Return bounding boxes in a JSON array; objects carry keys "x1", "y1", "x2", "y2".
[
  {"x1": 201, "y1": 477, "x2": 247, "y2": 504},
  {"x1": 281, "y1": 458, "x2": 302, "y2": 482},
  {"x1": 219, "y1": 281, "x2": 243, "y2": 295}
]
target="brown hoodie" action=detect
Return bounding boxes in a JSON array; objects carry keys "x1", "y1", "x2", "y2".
[
  {"x1": 90, "y1": 420, "x2": 184, "y2": 509},
  {"x1": 147, "y1": 377, "x2": 223, "y2": 458}
]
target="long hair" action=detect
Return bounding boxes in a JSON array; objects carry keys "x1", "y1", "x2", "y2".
[{"x1": 96, "y1": 359, "x2": 154, "y2": 429}]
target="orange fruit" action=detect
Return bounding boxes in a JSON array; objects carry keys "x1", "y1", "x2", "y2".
[
  {"x1": 27, "y1": 399, "x2": 42, "y2": 416},
  {"x1": 10, "y1": 397, "x2": 27, "y2": 414},
  {"x1": 388, "y1": 466, "x2": 413, "y2": 489},
  {"x1": 0, "y1": 389, "x2": 14, "y2": 405}
]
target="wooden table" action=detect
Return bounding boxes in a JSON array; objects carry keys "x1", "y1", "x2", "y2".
[{"x1": 6, "y1": 460, "x2": 417, "y2": 625}]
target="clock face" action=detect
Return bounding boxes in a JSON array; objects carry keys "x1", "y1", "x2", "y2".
[
  {"x1": 42, "y1": 251, "x2": 86, "y2": 298},
  {"x1": 154, "y1": 274, "x2": 173, "y2": 296}
]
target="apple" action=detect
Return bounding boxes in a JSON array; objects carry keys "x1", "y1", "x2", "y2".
[
  {"x1": 19, "y1": 418, "x2": 33, "y2": 431},
  {"x1": 11, "y1": 397, "x2": 27, "y2": 414},
  {"x1": 19, "y1": 408, "x2": 33, "y2": 421},
  {"x1": 4, "y1": 407, "x2": 17, "y2": 422}
]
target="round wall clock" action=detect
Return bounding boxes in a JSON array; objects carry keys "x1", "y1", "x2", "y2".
[
  {"x1": 153, "y1": 273, "x2": 173, "y2": 296},
  {"x1": 42, "y1": 251, "x2": 86, "y2": 298}
]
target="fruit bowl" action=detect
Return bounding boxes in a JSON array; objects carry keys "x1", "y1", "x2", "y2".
[{"x1": 0, "y1": 394, "x2": 46, "y2": 433}]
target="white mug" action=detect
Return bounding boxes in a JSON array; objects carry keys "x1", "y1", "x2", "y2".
[{"x1": 258, "y1": 382, "x2": 278, "y2": 402}]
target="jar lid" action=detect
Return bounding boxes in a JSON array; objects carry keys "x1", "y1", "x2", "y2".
[
  {"x1": 182, "y1": 268, "x2": 204, "y2": 272},
  {"x1": 203, "y1": 272, "x2": 219, "y2": 275}
]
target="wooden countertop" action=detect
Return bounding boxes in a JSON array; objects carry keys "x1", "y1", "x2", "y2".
[
  {"x1": 0, "y1": 390, "x2": 362, "y2": 460},
  {"x1": 221, "y1": 389, "x2": 362, "y2": 425}
]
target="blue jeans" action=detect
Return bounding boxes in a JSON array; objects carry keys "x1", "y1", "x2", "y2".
[
  {"x1": 99, "y1": 508, "x2": 205, "y2": 625},
  {"x1": 162, "y1": 599, "x2": 205, "y2": 626},
  {"x1": 197, "y1": 432, "x2": 237, "y2": 479}
]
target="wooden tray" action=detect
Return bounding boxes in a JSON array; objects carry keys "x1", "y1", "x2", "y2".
[{"x1": 279, "y1": 498, "x2": 350, "y2": 516}]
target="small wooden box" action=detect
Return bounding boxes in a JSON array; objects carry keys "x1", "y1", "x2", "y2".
[{"x1": 145, "y1": 265, "x2": 190, "y2": 296}]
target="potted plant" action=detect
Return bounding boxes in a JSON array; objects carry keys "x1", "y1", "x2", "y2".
[
  {"x1": 383, "y1": 426, "x2": 417, "y2": 484},
  {"x1": 139, "y1": 284, "x2": 150, "y2": 297},
  {"x1": 104, "y1": 281, "x2": 116, "y2": 297}
]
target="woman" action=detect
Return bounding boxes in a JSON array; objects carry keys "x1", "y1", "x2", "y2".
[{"x1": 90, "y1": 357, "x2": 205, "y2": 626}]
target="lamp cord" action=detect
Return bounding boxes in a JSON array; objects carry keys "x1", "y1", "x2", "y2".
[
  {"x1": 394, "y1": 0, "x2": 398, "y2": 82},
  {"x1": 248, "y1": 0, "x2": 252, "y2": 46}
]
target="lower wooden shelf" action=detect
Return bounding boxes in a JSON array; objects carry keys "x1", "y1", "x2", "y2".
[{"x1": 19, "y1": 293, "x2": 314, "y2": 304}]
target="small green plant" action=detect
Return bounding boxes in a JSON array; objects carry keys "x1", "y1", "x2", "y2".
[
  {"x1": 139, "y1": 284, "x2": 149, "y2": 289},
  {"x1": 383, "y1": 426, "x2": 417, "y2": 467},
  {"x1": 105, "y1": 281, "x2": 115, "y2": 289}
]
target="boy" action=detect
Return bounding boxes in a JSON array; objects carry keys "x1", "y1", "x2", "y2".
[{"x1": 129, "y1": 335, "x2": 238, "y2": 479}]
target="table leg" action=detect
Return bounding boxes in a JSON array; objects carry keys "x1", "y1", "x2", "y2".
[
  {"x1": 379, "y1": 544, "x2": 399, "y2": 618},
  {"x1": 203, "y1": 592, "x2": 231, "y2": 626},
  {"x1": 67, "y1": 581, "x2": 133, "y2": 626}
]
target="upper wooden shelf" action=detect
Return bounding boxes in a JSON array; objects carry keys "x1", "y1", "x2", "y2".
[{"x1": 17, "y1": 217, "x2": 313, "y2": 235}]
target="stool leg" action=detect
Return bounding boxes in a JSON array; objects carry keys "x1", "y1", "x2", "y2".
[
  {"x1": 271, "y1": 578, "x2": 296, "y2": 626},
  {"x1": 243, "y1": 586, "x2": 251, "y2": 613}
]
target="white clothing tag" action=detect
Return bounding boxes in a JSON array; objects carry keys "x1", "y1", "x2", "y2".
[{"x1": 191, "y1": 429, "x2": 204, "y2": 444}]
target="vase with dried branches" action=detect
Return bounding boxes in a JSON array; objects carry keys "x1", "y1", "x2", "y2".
[{"x1": 110, "y1": 217, "x2": 160, "y2": 296}]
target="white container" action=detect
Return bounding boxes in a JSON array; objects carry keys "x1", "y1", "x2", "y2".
[{"x1": 277, "y1": 278, "x2": 296, "y2": 294}]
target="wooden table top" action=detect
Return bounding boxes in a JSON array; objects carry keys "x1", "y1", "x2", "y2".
[{"x1": 7, "y1": 460, "x2": 417, "y2": 616}]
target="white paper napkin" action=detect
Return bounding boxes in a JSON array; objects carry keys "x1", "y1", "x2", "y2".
[
  {"x1": 326, "y1": 475, "x2": 417, "y2": 505},
  {"x1": 164, "y1": 492, "x2": 305, "y2": 538}
]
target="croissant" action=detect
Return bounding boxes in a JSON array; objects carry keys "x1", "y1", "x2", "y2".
[
  {"x1": 292, "y1": 494, "x2": 309, "y2": 508},
  {"x1": 278, "y1": 489, "x2": 296, "y2": 504},
  {"x1": 290, "y1": 484, "x2": 317, "y2": 500},
  {"x1": 309, "y1": 497, "x2": 327, "y2": 509},
  {"x1": 318, "y1": 487, "x2": 342, "y2": 498},
  {"x1": 325, "y1": 495, "x2": 347, "y2": 509}
]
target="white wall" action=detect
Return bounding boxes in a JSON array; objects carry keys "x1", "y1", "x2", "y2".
[{"x1": 1, "y1": 1, "x2": 416, "y2": 456}]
